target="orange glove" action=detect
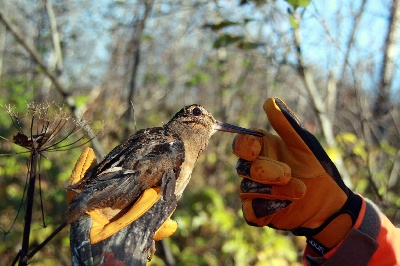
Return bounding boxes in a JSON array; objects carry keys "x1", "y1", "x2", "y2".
[
  {"x1": 67, "y1": 147, "x2": 177, "y2": 244},
  {"x1": 233, "y1": 97, "x2": 362, "y2": 255}
]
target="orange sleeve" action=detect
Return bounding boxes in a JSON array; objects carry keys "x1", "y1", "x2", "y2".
[{"x1": 303, "y1": 197, "x2": 400, "y2": 265}]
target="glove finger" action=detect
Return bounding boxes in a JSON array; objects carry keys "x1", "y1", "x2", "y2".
[
  {"x1": 233, "y1": 133, "x2": 263, "y2": 161},
  {"x1": 264, "y1": 98, "x2": 307, "y2": 150},
  {"x1": 236, "y1": 157, "x2": 291, "y2": 185},
  {"x1": 265, "y1": 98, "x2": 348, "y2": 193},
  {"x1": 241, "y1": 198, "x2": 291, "y2": 227},
  {"x1": 89, "y1": 187, "x2": 162, "y2": 244},
  {"x1": 239, "y1": 178, "x2": 305, "y2": 200},
  {"x1": 239, "y1": 178, "x2": 305, "y2": 227},
  {"x1": 67, "y1": 147, "x2": 97, "y2": 205},
  {"x1": 69, "y1": 147, "x2": 97, "y2": 185},
  {"x1": 153, "y1": 218, "x2": 178, "y2": 241}
]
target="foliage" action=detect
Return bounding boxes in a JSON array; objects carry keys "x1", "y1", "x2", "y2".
[
  {"x1": 336, "y1": 132, "x2": 400, "y2": 221},
  {"x1": 0, "y1": 98, "x2": 93, "y2": 265},
  {"x1": 286, "y1": 0, "x2": 311, "y2": 10},
  {"x1": 150, "y1": 187, "x2": 301, "y2": 266},
  {"x1": 0, "y1": 0, "x2": 399, "y2": 264}
]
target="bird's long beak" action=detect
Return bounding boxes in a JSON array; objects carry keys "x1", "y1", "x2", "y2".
[{"x1": 215, "y1": 121, "x2": 264, "y2": 137}]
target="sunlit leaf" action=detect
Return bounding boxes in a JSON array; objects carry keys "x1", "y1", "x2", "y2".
[
  {"x1": 75, "y1": 95, "x2": 88, "y2": 108},
  {"x1": 325, "y1": 146, "x2": 342, "y2": 161},
  {"x1": 353, "y1": 143, "x2": 367, "y2": 161},
  {"x1": 289, "y1": 14, "x2": 299, "y2": 29},
  {"x1": 287, "y1": 0, "x2": 311, "y2": 9},
  {"x1": 337, "y1": 132, "x2": 358, "y2": 144}
]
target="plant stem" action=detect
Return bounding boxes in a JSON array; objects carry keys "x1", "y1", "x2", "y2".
[{"x1": 19, "y1": 151, "x2": 38, "y2": 266}]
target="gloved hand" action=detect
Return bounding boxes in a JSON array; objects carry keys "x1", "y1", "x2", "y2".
[
  {"x1": 67, "y1": 147, "x2": 177, "y2": 244},
  {"x1": 233, "y1": 97, "x2": 362, "y2": 255}
]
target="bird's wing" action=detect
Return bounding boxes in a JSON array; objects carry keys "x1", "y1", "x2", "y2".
[
  {"x1": 67, "y1": 127, "x2": 185, "y2": 218},
  {"x1": 66, "y1": 169, "x2": 140, "y2": 222},
  {"x1": 69, "y1": 127, "x2": 167, "y2": 189}
]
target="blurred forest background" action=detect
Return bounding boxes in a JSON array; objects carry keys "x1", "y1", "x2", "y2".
[{"x1": 0, "y1": 0, "x2": 399, "y2": 265}]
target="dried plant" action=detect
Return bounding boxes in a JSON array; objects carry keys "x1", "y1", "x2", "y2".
[{"x1": 0, "y1": 102, "x2": 96, "y2": 266}]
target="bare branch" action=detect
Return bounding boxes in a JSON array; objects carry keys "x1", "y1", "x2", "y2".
[
  {"x1": 0, "y1": 22, "x2": 5, "y2": 79},
  {"x1": 339, "y1": 0, "x2": 368, "y2": 79},
  {"x1": 45, "y1": 0, "x2": 63, "y2": 71},
  {"x1": 124, "y1": 0, "x2": 154, "y2": 138},
  {"x1": 292, "y1": 11, "x2": 353, "y2": 188},
  {"x1": 388, "y1": 147, "x2": 400, "y2": 189},
  {"x1": 0, "y1": 10, "x2": 105, "y2": 158},
  {"x1": 374, "y1": 0, "x2": 400, "y2": 121}
]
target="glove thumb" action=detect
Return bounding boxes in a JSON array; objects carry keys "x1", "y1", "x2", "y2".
[{"x1": 264, "y1": 97, "x2": 349, "y2": 195}]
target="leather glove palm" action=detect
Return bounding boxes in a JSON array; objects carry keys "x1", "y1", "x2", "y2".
[{"x1": 233, "y1": 98, "x2": 362, "y2": 254}]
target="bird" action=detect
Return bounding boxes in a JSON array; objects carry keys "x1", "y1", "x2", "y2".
[{"x1": 65, "y1": 104, "x2": 263, "y2": 223}]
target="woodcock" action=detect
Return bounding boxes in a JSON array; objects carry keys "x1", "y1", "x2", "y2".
[{"x1": 66, "y1": 104, "x2": 263, "y2": 223}]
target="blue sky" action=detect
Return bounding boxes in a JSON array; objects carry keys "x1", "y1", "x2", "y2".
[
  {"x1": 301, "y1": 0, "x2": 398, "y2": 92},
  {"x1": 59, "y1": 0, "x2": 399, "y2": 95}
]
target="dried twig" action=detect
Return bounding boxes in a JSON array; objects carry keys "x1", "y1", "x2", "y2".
[
  {"x1": 0, "y1": 103, "x2": 95, "y2": 265},
  {"x1": 0, "y1": 10, "x2": 105, "y2": 158}
]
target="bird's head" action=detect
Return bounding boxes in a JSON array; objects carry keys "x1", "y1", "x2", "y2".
[{"x1": 165, "y1": 104, "x2": 263, "y2": 144}]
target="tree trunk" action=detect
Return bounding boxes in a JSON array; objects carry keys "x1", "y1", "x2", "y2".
[
  {"x1": 42, "y1": 0, "x2": 64, "y2": 95},
  {"x1": 0, "y1": 23, "x2": 5, "y2": 80},
  {"x1": 373, "y1": 0, "x2": 400, "y2": 137},
  {"x1": 293, "y1": 14, "x2": 353, "y2": 188},
  {"x1": 124, "y1": 0, "x2": 154, "y2": 138}
]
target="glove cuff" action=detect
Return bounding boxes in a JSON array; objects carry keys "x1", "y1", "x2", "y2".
[{"x1": 293, "y1": 192, "x2": 362, "y2": 256}]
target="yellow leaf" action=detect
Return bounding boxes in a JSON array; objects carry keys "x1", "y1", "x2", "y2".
[
  {"x1": 325, "y1": 146, "x2": 342, "y2": 161},
  {"x1": 336, "y1": 132, "x2": 357, "y2": 144}
]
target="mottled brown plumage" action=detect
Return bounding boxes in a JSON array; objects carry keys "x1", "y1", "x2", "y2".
[{"x1": 66, "y1": 104, "x2": 263, "y2": 223}]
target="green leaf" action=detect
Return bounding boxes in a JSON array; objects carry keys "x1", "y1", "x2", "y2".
[
  {"x1": 185, "y1": 72, "x2": 210, "y2": 86},
  {"x1": 213, "y1": 34, "x2": 244, "y2": 49},
  {"x1": 75, "y1": 95, "x2": 88, "y2": 108},
  {"x1": 287, "y1": 0, "x2": 311, "y2": 9},
  {"x1": 289, "y1": 14, "x2": 299, "y2": 29}
]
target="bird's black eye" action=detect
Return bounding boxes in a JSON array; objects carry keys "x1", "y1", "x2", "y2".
[{"x1": 192, "y1": 107, "x2": 202, "y2": 116}]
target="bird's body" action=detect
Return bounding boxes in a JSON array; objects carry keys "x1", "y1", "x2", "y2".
[{"x1": 66, "y1": 104, "x2": 263, "y2": 223}]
